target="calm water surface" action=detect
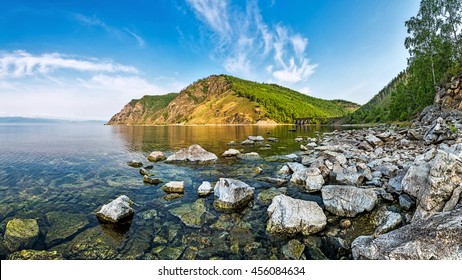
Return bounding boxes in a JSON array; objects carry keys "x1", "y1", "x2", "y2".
[{"x1": 0, "y1": 123, "x2": 359, "y2": 260}]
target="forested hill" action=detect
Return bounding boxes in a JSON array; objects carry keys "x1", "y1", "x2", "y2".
[
  {"x1": 107, "y1": 75, "x2": 359, "y2": 125},
  {"x1": 348, "y1": 0, "x2": 462, "y2": 124}
]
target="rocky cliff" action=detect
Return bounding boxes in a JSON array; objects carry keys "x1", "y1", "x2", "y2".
[{"x1": 107, "y1": 75, "x2": 357, "y2": 125}]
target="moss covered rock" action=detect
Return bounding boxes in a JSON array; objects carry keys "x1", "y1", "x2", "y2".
[
  {"x1": 4, "y1": 218, "x2": 39, "y2": 252},
  {"x1": 8, "y1": 249, "x2": 64, "y2": 260}
]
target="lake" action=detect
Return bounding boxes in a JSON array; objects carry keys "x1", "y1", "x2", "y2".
[{"x1": 0, "y1": 123, "x2": 361, "y2": 260}]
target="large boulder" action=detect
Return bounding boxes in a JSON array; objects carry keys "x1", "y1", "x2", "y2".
[
  {"x1": 266, "y1": 194, "x2": 326, "y2": 235},
  {"x1": 147, "y1": 151, "x2": 166, "y2": 162},
  {"x1": 333, "y1": 166, "x2": 365, "y2": 186},
  {"x1": 96, "y1": 195, "x2": 134, "y2": 223},
  {"x1": 165, "y1": 144, "x2": 218, "y2": 164},
  {"x1": 321, "y1": 185, "x2": 378, "y2": 217},
  {"x1": 402, "y1": 149, "x2": 462, "y2": 220},
  {"x1": 213, "y1": 178, "x2": 255, "y2": 210},
  {"x1": 45, "y1": 211, "x2": 89, "y2": 246},
  {"x1": 302, "y1": 168, "x2": 325, "y2": 192},
  {"x1": 3, "y1": 218, "x2": 39, "y2": 251},
  {"x1": 352, "y1": 206, "x2": 462, "y2": 260}
]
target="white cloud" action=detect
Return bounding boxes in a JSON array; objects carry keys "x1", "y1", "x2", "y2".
[
  {"x1": 124, "y1": 28, "x2": 146, "y2": 48},
  {"x1": 0, "y1": 50, "x2": 185, "y2": 120},
  {"x1": 185, "y1": 0, "x2": 316, "y2": 90},
  {"x1": 0, "y1": 50, "x2": 138, "y2": 78}
]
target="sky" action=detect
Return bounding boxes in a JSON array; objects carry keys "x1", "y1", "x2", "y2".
[{"x1": 0, "y1": 0, "x2": 420, "y2": 121}]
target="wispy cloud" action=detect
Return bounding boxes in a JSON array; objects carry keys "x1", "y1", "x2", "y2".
[
  {"x1": 185, "y1": 0, "x2": 317, "y2": 88},
  {"x1": 0, "y1": 50, "x2": 138, "y2": 78},
  {"x1": 73, "y1": 13, "x2": 146, "y2": 48}
]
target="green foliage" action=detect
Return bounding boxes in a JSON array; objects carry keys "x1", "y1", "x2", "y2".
[
  {"x1": 225, "y1": 75, "x2": 356, "y2": 123},
  {"x1": 351, "y1": 0, "x2": 462, "y2": 124},
  {"x1": 137, "y1": 93, "x2": 178, "y2": 120}
]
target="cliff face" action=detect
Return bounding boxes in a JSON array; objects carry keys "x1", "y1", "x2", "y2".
[{"x1": 107, "y1": 74, "x2": 355, "y2": 125}]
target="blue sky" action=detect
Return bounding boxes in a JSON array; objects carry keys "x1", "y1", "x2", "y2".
[{"x1": 0, "y1": 0, "x2": 420, "y2": 120}]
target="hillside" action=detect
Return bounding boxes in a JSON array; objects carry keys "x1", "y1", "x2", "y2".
[{"x1": 107, "y1": 75, "x2": 358, "y2": 125}]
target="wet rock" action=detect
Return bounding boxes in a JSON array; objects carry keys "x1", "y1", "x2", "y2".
[
  {"x1": 163, "y1": 193, "x2": 184, "y2": 201},
  {"x1": 165, "y1": 144, "x2": 218, "y2": 164},
  {"x1": 267, "y1": 137, "x2": 279, "y2": 142},
  {"x1": 254, "y1": 166, "x2": 263, "y2": 174},
  {"x1": 365, "y1": 134, "x2": 384, "y2": 147},
  {"x1": 197, "y1": 181, "x2": 213, "y2": 196},
  {"x1": 321, "y1": 185, "x2": 378, "y2": 217},
  {"x1": 147, "y1": 151, "x2": 166, "y2": 162},
  {"x1": 139, "y1": 168, "x2": 154, "y2": 176},
  {"x1": 282, "y1": 239, "x2": 306, "y2": 260},
  {"x1": 248, "y1": 135, "x2": 264, "y2": 141},
  {"x1": 162, "y1": 181, "x2": 185, "y2": 193},
  {"x1": 241, "y1": 139, "x2": 255, "y2": 145},
  {"x1": 399, "y1": 194, "x2": 415, "y2": 211},
  {"x1": 96, "y1": 195, "x2": 134, "y2": 223},
  {"x1": 213, "y1": 178, "x2": 255, "y2": 211},
  {"x1": 352, "y1": 207, "x2": 462, "y2": 260},
  {"x1": 266, "y1": 194, "x2": 327, "y2": 235},
  {"x1": 45, "y1": 211, "x2": 89, "y2": 246},
  {"x1": 237, "y1": 152, "x2": 261, "y2": 160},
  {"x1": 334, "y1": 166, "x2": 364, "y2": 186},
  {"x1": 169, "y1": 199, "x2": 214, "y2": 228},
  {"x1": 143, "y1": 175, "x2": 162, "y2": 185},
  {"x1": 8, "y1": 250, "x2": 64, "y2": 260},
  {"x1": 258, "y1": 187, "x2": 287, "y2": 204},
  {"x1": 3, "y1": 218, "x2": 39, "y2": 252},
  {"x1": 157, "y1": 246, "x2": 186, "y2": 260},
  {"x1": 373, "y1": 208, "x2": 402, "y2": 235},
  {"x1": 222, "y1": 149, "x2": 241, "y2": 157},
  {"x1": 127, "y1": 160, "x2": 143, "y2": 168}
]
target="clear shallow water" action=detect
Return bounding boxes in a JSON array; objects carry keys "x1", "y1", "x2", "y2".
[{"x1": 0, "y1": 123, "x2": 362, "y2": 260}]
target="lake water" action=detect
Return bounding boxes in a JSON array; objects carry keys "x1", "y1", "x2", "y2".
[{"x1": 0, "y1": 123, "x2": 363, "y2": 260}]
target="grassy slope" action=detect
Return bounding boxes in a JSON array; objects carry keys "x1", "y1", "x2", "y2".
[
  {"x1": 225, "y1": 75, "x2": 354, "y2": 123},
  {"x1": 134, "y1": 93, "x2": 179, "y2": 122}
]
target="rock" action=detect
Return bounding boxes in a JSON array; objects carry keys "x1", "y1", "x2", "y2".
[
  {"x1": 213, "y1": 178, "x2": 255, "y2": 210},
  {"x1": 258, "y1": 187, "x2": 288, "y2": 204},
  {"x1": 254, "y1": 166, "x2": 263, "y2": 174},
  {"x1": 300, "y1": 144, "x2": 308, "y2": 151},
  {"x1": 408, "y1": 129, "x2": 423, "y2": 140},
  {"x1": 387, "y1": 170, "x2": 406, "y2": 194},
  {"x1": 240, "y1": 139, "x2": 255, "y2": 145},
  {"x1": 321, "y1": 185, "x2": 378, "y2": 217},
  {"x1": 237, "y1": 152, "x2": 261, "y2": 160},
  {"x1": 227, "y1": 141, "x2": 237, "y2": 146},
  {"x1": 266, "y1": 194, "x2": 327, "y2": 235},
  {"x1": 169, "y1": 199, "x2": 214, "y2": 228},
  {"x1": 340, "y1": 219, "x2": 352, "y2": 229},
  {"x1": 267, "y1": 137, "x2": 279, "y2": 142},
  {"x1": 45, "y1": 212, "x2": 89, "y2": 246},
  {"x1": 139, "y1": 168, "x2": 154, "y2": 176},
  {"x1": 365, "y1": 134, "x2": 384, "y2": 147},
  {"x1": 301, "y1": 168, "x2": 324, "y2": 193},
  {"x1": 96, "y1": 195, "x2": 134, "y2": 223},
  {"x1": 162, "y1": 181, "x2": 185, "y2": 193},
  {"x1": 352, "y1": 207, "x2": 462, "y2": 260},
  {"x1": 257, "y1": 177, "x2": 288, "y2": 187},
  {"x1": 334, "y1": 166, "x2": 364, "y2": 186},
  {"x1": 322, "y1": 151, "x2": 347, "y2": 166},
  {"x1": 3, "y1": 219, "x2": 39, "y2": 252},
  {"x1": 222, "y1": 149, "x2": 241, "y2": 157},
  {"x1": 358, "y1": 141, "x2": 374, "y2": 151},
  {"x1": 198, "y1": 181, "x2": 213, "y2": 196},
  {"x1": 295, "y1": 137, "x2": 303, "y2": 142},
  {"x1": 248, "y1": 135, "x2": 264, "y2": 141},
  {"x1": 282, "y1": 239, "x2": 306, "y2": 260},
  {"x1": 143, "y1": 175, "x2": 162, "y2": 185},
  {"x1": 8, "y1": 250, "x2": 64, "y2": 260},
  {"x1": 165, "y1": 144, "x2": 218, "y2": 164},
  {"x1": 442, "y1": 185, "x2": 462, "y2": 212},
  {"x1": 147, "y1": 151, "x2": 166, "y2": 162},
  {"x1": 374, "y1": 208, "x2": 402, "y2": 235},
  {"x1": 266, "y1": 154, "x2": 298, "y2": 162},
  {"x1": 307, "y1": 142, "x2": 318, "y2": 148},
  {"x1": 402, "y1": 149, "x2": 462, "y2": 220},
  {"x1": 278, "y1": 165, "x2": 291, "y2": 174},
  {"x1": 399, "y1": 194, "x2": 415, "y2": 211},
  {"x1": 374, "y1": 163, "x2": 399, "y2": 178},
  {"x1": 423, "y1": 117, "x2": 457, "y2": 144},
  {"x1": 127, "y1": 160, "x2": 143, "y2": 168}
]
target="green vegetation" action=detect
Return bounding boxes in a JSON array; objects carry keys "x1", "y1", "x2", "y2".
[
  {"x1": 225, "y1": 75, "x2": 357, "y2": 123},
  {"x1": 134, "y1": 93, "x2": 178, "y2": 121},
  {"x1": 350, "y1": 0, "x2": 462, "y2": 123}
]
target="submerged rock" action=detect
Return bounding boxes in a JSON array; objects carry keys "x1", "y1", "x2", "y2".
[
  {"x1": 147, "y1": 151, "x2": 166, "y2": 162},
  {"x1": 8, "y1": 250, "x2": 64, "y2": 260},
  {"x1": 237, "y1": 152, "x2": 261, "y2": 160},
  {"x1": 96, "y1": 195, "x2": 134, "y2": 223},
  {"x1": 139, "y1": 168, "x2": 154, "y2": 176},
  {"x1": 352, "y1": 206, "x2": 462, "y2": 260},
  {"x1": 213, "y1": 178, "x2": 255, "y2": 211},
  {"x1": 143, "y1": 175, "x2": 162, "y2": 185},
  {"x1": 321, "y1": 185, "x2": 378, "y2": 217},
  {"x1": 266, "y1": 194, "x2": 326, "y2": 236},
  {"x1": 258, "y1": 187, "x2": 288, "y2": 204},
  {"x1": 197, "y1": 181, "x2": 213, "y2": 196},
  {"x1": 4, "y1": 218, "x2": 39, "y2": 252},
  {"x1": 45, "y1": 211, "x2": 89, "y2": 246},
  {"x1": 127, "y1": 160, "x2": 143, "y2": 168},
  {"x1": 165, "y1": 144, "x2": 218, "y2": 164},
  {"x1": 169, "y1": 199, "x2": 214, "y2": 228},
  {"x1": 162, "y1": 181, "x2": 185, "y2": 193},
  {"x1": 282, "y1": 239, "x2": 306, "y2": 260},
  {"x1": 257, "y1": 177, "x2": 288, "y2": 187}
]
